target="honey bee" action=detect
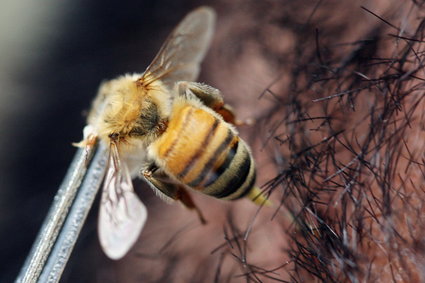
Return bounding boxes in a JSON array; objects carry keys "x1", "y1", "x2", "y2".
[{"x1": 78, "y1": 6, "x2": 268, "y2": 260}]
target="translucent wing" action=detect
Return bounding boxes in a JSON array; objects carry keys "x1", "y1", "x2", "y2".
[
  {"x1": 139, "y1": 6, "x2": 216, "y2": 90},
  {"x1": 98, "y1": 143, "x2": 147, "y2": 260}
]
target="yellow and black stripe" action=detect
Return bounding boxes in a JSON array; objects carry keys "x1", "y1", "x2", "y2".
[{"x1": 151, "y1": 103, "x2": 256, "y2": 200}]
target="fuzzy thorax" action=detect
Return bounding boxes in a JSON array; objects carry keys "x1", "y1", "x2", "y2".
[{"x1": 86, "y1": 73, "x2": 171, "y2": 147}]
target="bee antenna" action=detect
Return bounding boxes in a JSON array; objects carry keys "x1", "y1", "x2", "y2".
[{"x1": 108, "y1": 132, "x2": 120, "y2": 141}]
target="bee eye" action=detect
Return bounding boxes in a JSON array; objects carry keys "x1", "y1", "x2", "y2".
[{"x1": 108, "y1": 132, "x2": 120, "y2": 141}]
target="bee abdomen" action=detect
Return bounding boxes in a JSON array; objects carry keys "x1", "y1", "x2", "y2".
[
  {"x1": 152, "y1": 104, "x2": 256, "y2": 200},
  {"x1": 200, "y1": 137, "x2": 256, "y2": 200}
]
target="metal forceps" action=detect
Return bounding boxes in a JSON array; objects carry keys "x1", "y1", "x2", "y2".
[{"x1": 16, "y1": 141, "x2": 108, "y2": 283}]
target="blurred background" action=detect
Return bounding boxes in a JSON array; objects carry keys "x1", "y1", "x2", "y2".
[{"x1": 1, "y1": 0, "x2": 424, "y2": 282}]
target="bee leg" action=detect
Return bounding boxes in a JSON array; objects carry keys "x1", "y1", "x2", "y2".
[
  {"x1": 141, "y1": 165, "x2": 180, "y2": 202},
  {"x1": 175, "y1": 187, "x2": 207, "y2": 225},
  {"x1": 176, "y1": 81, "x2": 243, "y2": 125},
  {"x1": 141, "y1": 165, "x2": 207, "y2": 224}
]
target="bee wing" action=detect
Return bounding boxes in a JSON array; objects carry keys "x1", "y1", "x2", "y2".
[
  {"x1": 98, "y1": 143, "x2": 147, "y2": 260},
  {"x1": 139, "y1": 7, "x2": 216, "y2": 89}
]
